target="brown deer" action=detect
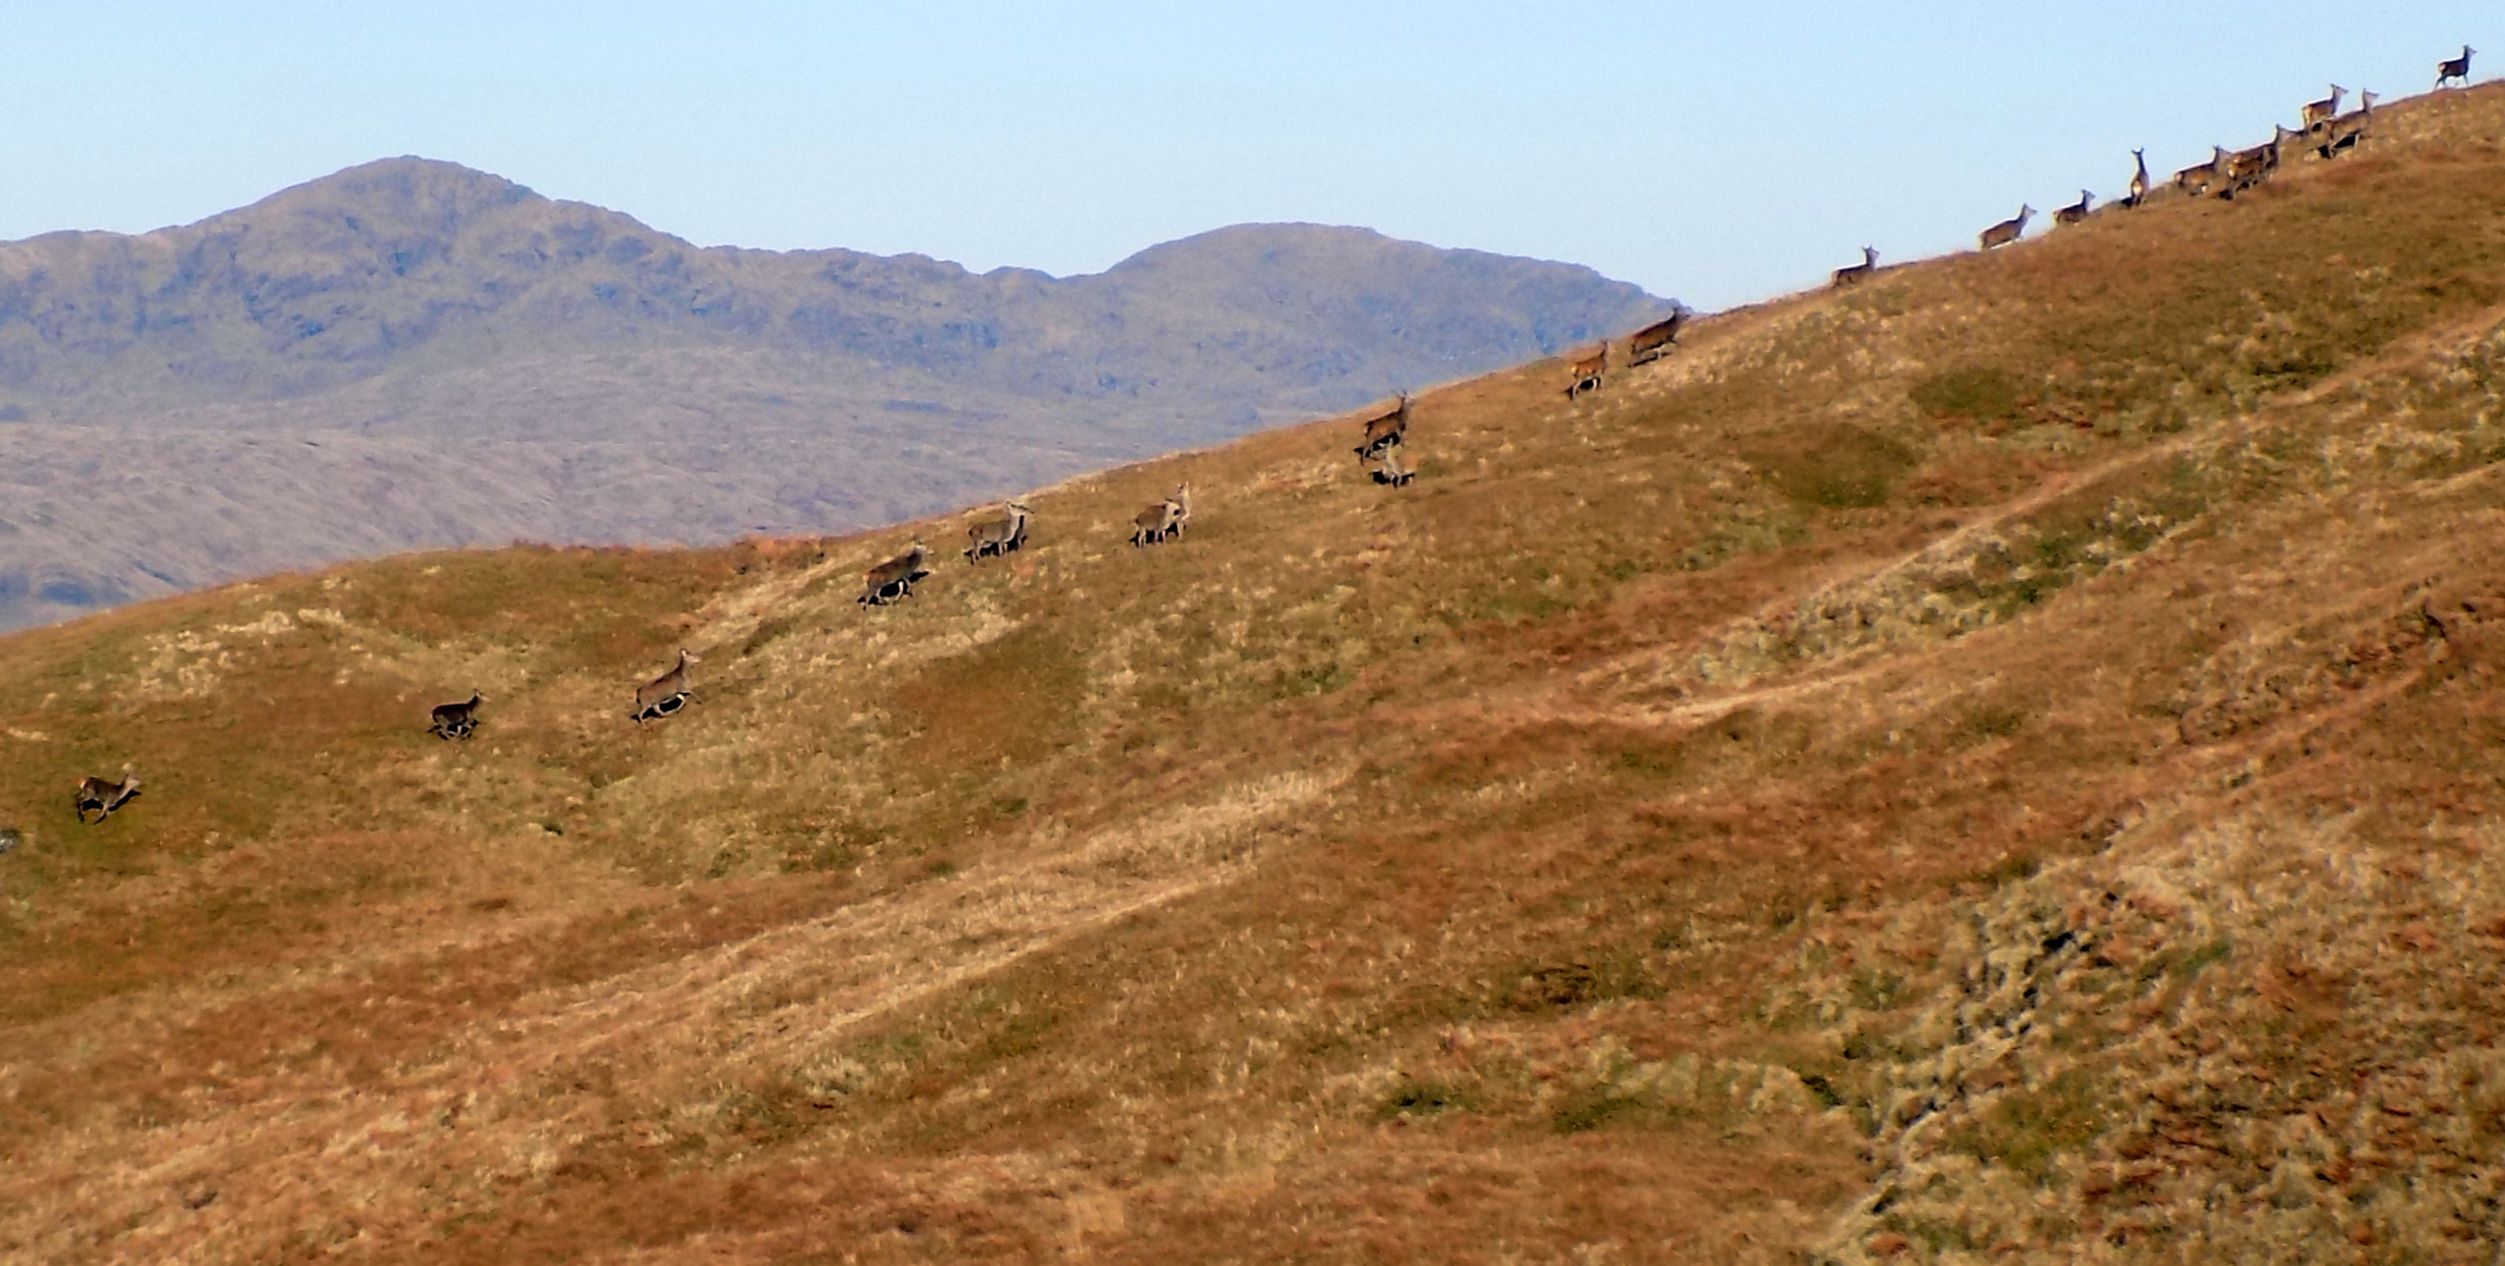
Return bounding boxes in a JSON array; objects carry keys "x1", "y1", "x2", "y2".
[
  {"x1": 1132, "y1": 488, "x2": 1177, "y2": 544},
  {"x1": 2438, "y1": 45, "x2": 2475, "y2": 89},
  {"x1": 2218, "y1": 134, "x2": 2288, "y2": 198},
  {"x1": 858, "y1": 541, "x2": 932, "y2": 606},
  {"x1": 1353, "y1": 393, "x2": 1411, "y2": 461},
  {"x1": 428, "y1": 691, "x2": 484, "y2": 740},
  {"x1": 2126, "y1": 148, "x2": 2152, "y2": 207},
  {"x1": 1830, "y1": 246, "x2": 1880, "y2": 287},
  {"x1": 2318, "y1": 92, "x2": 2380, "y2": 158},
  {"x1": 2219, "y1": 144, "x2": 2265, "y2": 192},
  {"x1": 2053, "y1": 190, "x2": 2094, "y2": 226},
  {"x1": 2172, "y1": 146, "x2": 2230, "y2": 196},
  {"x1": 1165, "y1": 482, "x2": 1193, "y2": 537},
  {"x1": 632, "y1": 649, "x2": 699, "y2": 723},
  {"x1": 1978, "y1": 205, "x2": 2034, "y2": 250},
  {"x1": 73, "y1": 766, "x2": 142, "y2": 825},
  {"x1": 1626, "y1": 303, "x2": 1693, "y2": 366},
  {"x1": 963, "y1": 501, "x2": 1033, "y2": 561},
  {"x1": 1564, "y1": 342, "x2": 1607, "y2": 399},
  {"x1": 2302, "y1": 84, "x2": 2346, "y2": 129}
]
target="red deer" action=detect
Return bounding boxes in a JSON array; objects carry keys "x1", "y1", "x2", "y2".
[
  {"x1": 1830, "y1": 246, "x2": 1880, "y2": 287},
  {"x1": 2302, "y1": 84, "x2": 2346, "y2": 129},
  {"x1": 73, "y1": 766, "x2": 141, "y2": 825},
  {"x1": 429, "y1": 691, "x2": 484, "y2": 740},
  {"x1": 2173, "y1": 146, "x2": 2230, "y2": 197},
  {"x1": 1626, "y1": 303, "x2": 1693, "y2": 366},
  {"x1": 2053, "y1": 190, "x2": 2094, "y2": 226},
  {"x1": 964, "y1": 501, "x2": 1033, "y2": 561},
  {"x1": 2318, "y1": 92, "x2": 2380, "y2": 159},
  {"x1": 858, "y1": 541, "x2": 932, "y2": 606},
  {"x1": 1978, "y1": 205, "x2": 2034, "y2": 250},
  {"x1": 2126, "y1": 149, "x2": 2152, "y2": 207},
  {"x1": 1564, "y1": 342, "x2": 1607, "y2": 399},
  {"x1": 2438, "y1": 45, "x2": 2475, "y2": 89},
  {"x1": 632, "y1": 649, "x2": 699, "y2": 723},
  {"x1": 1352, "y1": 393, "x2": 1411, "y2": 461},
  {"x1": 2219, "y1": 131, "x2": 2297, "y2": 198},
  {"x1": 1130, "y1": 484, "x2": 1190, "y2": 546},
  {"x1": 1167, "y1": 481, "x2": 1193, "y2": 536}
]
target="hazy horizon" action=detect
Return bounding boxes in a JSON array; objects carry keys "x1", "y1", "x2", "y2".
[
  {"x1": 7, "y1": 3, "x2": 2493, "y2": 309},
  {"x1": 18, "y1": 155, "x2": 1636, "y2": 287}
]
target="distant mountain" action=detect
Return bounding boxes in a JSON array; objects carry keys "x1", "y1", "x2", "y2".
[{"x1": 0, "y1": 158, "x2": 1671, "y2": 629}]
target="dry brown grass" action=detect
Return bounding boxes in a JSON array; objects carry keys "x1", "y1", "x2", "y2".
[{"x1": 7, "y1": 83, "x2": 2505, "y2": 1265}]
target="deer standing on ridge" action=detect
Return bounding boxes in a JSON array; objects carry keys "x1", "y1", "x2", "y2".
[
  {"x1": 1830, "y1": 246, "x2": 1879, "y2": 287},
  {"x1": 2303, "y1": 84, "x2": 2347, "y2": 129},
  {"x1": 2220, "y1": 132, "x2": 2293, "y2": 197},
  {"x1": 2054, "y1": 190, "x2": 2094, "y2": 226},
  {"x1": 2438, "y1": 45, "x2": 2475, "y2": 89},
  {"x1": 2173, "y1": 147, "x2": 2230, "y2": 197},
  {"x1": 2272, "y1": 124, "x2": 2307, "y2": 163},
  {"x1": 1978, "y1": 205, "x2": 2033, "y2": 250},
  {"x1": 2234, "y1": 137, "x2": 2294, "y2": 190},
  {"x1": 2125, "y1": 149, "x2": 2152, "y2": 207},
  {"x1": 2318, "y1": 92, "x2": 2380, "y2": 158}
]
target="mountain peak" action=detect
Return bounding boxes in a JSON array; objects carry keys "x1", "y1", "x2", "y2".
[
  {"x1": 1109, "y1": 222, "x2": 1392, "y2": 272},
  {"x1": 207, "y1": 156, "x2": 541, "y2": 234}
]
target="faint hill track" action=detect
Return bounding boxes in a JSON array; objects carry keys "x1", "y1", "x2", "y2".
[
  {"x1": 1568, "y1": 301, "x2": 2505, "y2": 715},
  {"x1": 8, "y1": 768, "x2": 1338, "y2": 1259}
]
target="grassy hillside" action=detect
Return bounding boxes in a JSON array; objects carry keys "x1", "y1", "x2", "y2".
[{"x1": 5, "y1": 85, "x2": 2505, "y2": 1263}]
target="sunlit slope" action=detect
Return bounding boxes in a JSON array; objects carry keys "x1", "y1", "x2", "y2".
[{"x1": 5, "y1": 85, "x2": 2505, "y2": 1264}]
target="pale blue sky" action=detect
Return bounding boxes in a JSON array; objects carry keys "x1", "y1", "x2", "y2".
[{"x1": 4, "y1": 3, "x2": 2490, "y2": 309}]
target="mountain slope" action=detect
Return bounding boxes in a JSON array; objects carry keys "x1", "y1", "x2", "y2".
[
  {"x1": 5, "y1": 86, "x2": 2505, "y2": 1263},
  {"x1": 0, "y1": 158, "x2": 1669, "y2": 632}
]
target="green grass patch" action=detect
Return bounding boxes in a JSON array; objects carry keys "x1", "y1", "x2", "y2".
[
  {"x1": 1375, "y1": 1076, "x2": 1474, "y2": 1121},
  {"x1": 1744, "y1": 422, "x2": 1920, "y2": 510},
  {"x1": 1945, "y1": 1065, "x2": 2110, "y2": 1185},
  {"x1": 1910, "y1": 366, "x2": 2024, "y2": 425},
  {"x1": 1550, "y1": 1084, "x2": 1650, "y2": 1134},
  {"x1": 2170, "y1": 937, "x2": 2235, "y2": 981}
]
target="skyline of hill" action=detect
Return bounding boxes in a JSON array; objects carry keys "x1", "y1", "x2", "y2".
[{"x1": 0, "y1": 156, "x2": 1670, "y2": 631}]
